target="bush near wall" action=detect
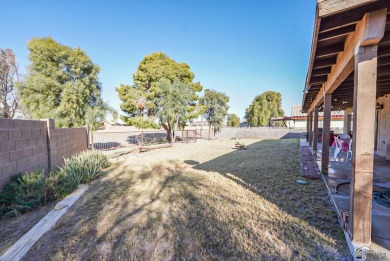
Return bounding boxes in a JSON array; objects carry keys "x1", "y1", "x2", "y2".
[{"x1": 0, "y1": 150, "x2": 109, "y2": 218}]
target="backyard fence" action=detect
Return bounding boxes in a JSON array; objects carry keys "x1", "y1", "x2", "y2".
[
  {"x1": 0, "y1": 118, "x2": 88, "y2": 190},
  {"x1": 91, "y1": 128, "x2": 213, "y2": 151}
]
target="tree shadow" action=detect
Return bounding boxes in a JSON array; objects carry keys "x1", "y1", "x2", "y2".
[
  {"x1": 280, "y1": 132, "x2": 305, "y2": 139},
  {"x1": 193, "y1": 139, "x2": 348, "y2": 258},
  {"x1": 92, "y1": 142, "x2": 121, "y2": 150},
  {"x1": 183, "y1": 160, "x2": 199, "y2": 165},
  {"x1": 23, "y1": 141, "x2": 349, "y2": 260}
]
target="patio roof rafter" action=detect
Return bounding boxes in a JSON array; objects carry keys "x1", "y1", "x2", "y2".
[{"x1": 308, "y1": 8, "x2": 388, "y2": 113}]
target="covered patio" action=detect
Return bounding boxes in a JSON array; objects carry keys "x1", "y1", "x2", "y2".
[
  {"x1": 319, "y1": 156, "x2": 390, "y2": 251},
  {"x1": 302, "y1": 0, "x2": 390, "y2": 254}
]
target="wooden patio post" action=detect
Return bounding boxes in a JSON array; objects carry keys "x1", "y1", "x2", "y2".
[
  {"x1": 350, "y1": 45, "x2": 379, "y2": 244},
  {"x1": 308, "y1": 111, "x2": 313, "y2": 147},
  {"x1": 321, "y1": 94, "x2": 331, "y2": 174},
  {"x1": 313, "y1": 106, "x2": 319, "y2": 157},
  {"x1": 349, "y1": 8, "x2": 386, "y2": 245},
  {"x1": 347, "y1": 114, "x2": 352, "y2": 135},
  {"x1": 343, "y1": 111, "x2": 349, "y2": 134},
  {"x1": 306, "y1": 114, "x2": 310, "y2": 142}
]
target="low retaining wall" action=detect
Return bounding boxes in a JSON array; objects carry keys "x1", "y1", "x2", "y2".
[{"x1": 0, "y1": 119, "x2": 88, "y2": 190}]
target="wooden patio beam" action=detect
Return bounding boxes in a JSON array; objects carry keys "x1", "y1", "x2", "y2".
[
  {"x1": 308, "y1": 9, "x2": 387, "y2": 113},
  {"x1": 308, "y1": 112, "x2": 313, "y2": 147},
  {"x1": 321, "y1": 94, "x2": 332, "y2": 174},
  {"x1": 318, "y1": 24, "x2": 356, "y2": 42},
  {"x1": 315, "y1": 42, "x2": 345, "y2": 58},
  {"x1": 311, "y1": 67, "x2": 332, "y2": 77},
  {"x1": 313, "y1": 106, "x2": 319, "y2": 158},
  {"x1": 318, "y1": 0, "x2": 377, "y2": 18},
  {"x1": 350, "y1": 44, "x2": 379, "y2": 245}
]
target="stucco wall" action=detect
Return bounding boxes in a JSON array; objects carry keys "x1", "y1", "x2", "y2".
[
  {"x1": 290, "y1": 119, "x2": 344, "y2": 130},
  {"x1": 376, "y1": 95, "x2": 390, "y2": 159}
]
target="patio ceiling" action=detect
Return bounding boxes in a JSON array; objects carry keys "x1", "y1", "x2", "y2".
[{"x1": 302, "y1": 0, "x2": 390, "y2": 112}]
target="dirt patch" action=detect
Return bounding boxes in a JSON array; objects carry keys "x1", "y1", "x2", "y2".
[{"x1": 0, "y1": 201, "x2": 56, "y2": 255}]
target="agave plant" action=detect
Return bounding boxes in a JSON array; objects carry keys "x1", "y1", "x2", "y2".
[{"x1": 60, "y1": 150, "x2": 110, "y2": 184}]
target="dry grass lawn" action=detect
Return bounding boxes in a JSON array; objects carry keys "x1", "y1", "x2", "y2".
[{"x1": 21, "y1": 139, "x2": 349, "y2": 260}]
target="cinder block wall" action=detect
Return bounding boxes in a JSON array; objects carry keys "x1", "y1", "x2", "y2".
[
  {"x1": 0, "y1": 119, "x2": 88, "y2": 190},
  {"x1": 49, "y1": 127, "x2": 88, "y2": 169},
  {"x1": 0, "y1": 119, "x2": 48, "y2": 189}
]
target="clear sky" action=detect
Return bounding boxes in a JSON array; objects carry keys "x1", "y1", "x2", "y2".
[{"x1": 2, "y1": 0, "x2": 316, "y2": 120}]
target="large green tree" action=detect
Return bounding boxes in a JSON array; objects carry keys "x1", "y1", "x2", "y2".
[
  {"x1": 157, "y1": 79, "x2": 193, "y2": 143},
  {"x1": 200, "y1": 89, "x2": 229, "y2": 138},
  {"x1": 19, "y1": 37, "x2": 106, "y2": 129},
  {"x1": 245, "y1": 91, "x2": 284, "y2": 127},
  {"x1": 0, "y1": 49, "x2": 19, "y2": 118},
  {"x1": 227, "y1": 114, "x2": 240, "y2": 127},
  {"x1": 116, "y1": 52, "x2": 202, "y2": 128}
]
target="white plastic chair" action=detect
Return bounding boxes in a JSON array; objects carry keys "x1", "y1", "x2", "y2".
[
  {"x1": 346, "y1": 139, "x2": 352, "y2": 162},
  {"x1": 333, "y1": 136, "x2": 343, "y2": 161},
  {"x1": 339, "y1": 134, "x2": 350, "y2": 140}
]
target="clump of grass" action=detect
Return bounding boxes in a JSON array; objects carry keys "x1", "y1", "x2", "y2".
[{"x1": 0, "y1": 150, "x2": 110, "y2": 218}]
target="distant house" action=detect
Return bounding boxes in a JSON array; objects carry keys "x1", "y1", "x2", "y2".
[
  {"x1": 101, "y1": 118, "x2": 126, "y2": 129},
  {"x1": 290, "y1": 105, "x2": 344, "y2": 130}
]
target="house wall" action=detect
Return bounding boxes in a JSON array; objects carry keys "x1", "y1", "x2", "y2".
[
  {"x1": 291, "y1": 119, "x2": 344, "y2": 130},
  {"x1": 0, "y1": 119, "x2": 88, "y2": 190},
  {"x1": 376, "y1": 95, "x2": 390, "y2": 159}
]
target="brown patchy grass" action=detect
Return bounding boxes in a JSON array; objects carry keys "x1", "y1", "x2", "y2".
[
  {"x1": 22, "y1": 139, "x2": 349, "y2": 260},
  {"x1": 0, "y1": 201, "x2": 56, "y2": 255}
]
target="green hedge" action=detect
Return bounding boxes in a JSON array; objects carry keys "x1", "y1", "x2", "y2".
[{"x1": 0, "y1": 150, "x2": 109, "y2": 218}]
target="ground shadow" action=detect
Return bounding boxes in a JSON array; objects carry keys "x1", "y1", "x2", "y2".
[
  {"x1": 24, "y1": 161, "x2": 287, "y2": 260},
  {"x1": 92, "y1": 142, "x2": 120, "y2": 150},
  {"x1": 184, "y1": 160, "x2": 199, "y2": 165},
  {"x1": 193, "y1": 139, "x2": 349, "y2": 257},
  {"x1": 23, "y1": 140, "x2": 350, "y2": 260},
  {"x1": 280, "y1": 132, "x2": 305, "y2": 139}
]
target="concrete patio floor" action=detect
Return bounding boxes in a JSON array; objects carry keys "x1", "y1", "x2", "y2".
[{"x1": 316, "y1": 149, "x2": 390, "y2": 252}]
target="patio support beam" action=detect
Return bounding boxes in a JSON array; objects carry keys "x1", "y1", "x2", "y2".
[
  {"x1": 343, "y1": 110, "x2": 349, "y2": 134},
  {"x1": 308, "y1": 9, "x2": 388, "y2": 113},
  {"x1": 350, "y1": 44, "x2": 379, "y2": 245},
  {"x1": 347, "y1": 113, "x2": 352, "y2": 134},
  {"x1": 308, "y1": 112, "x2": 313, "y2": 147},
  {"x1": 306, "y1": 115, "x2": 310, "y2": 142},
  {"x1": 321, "y1": 94, "x2": 332, "y2": 174},
  {"x1": 313, "y1": 106, "x2": 319, "y2": 157},
  {"x1": 349, "y1": 8, "x2": 387, "y2": 245}
]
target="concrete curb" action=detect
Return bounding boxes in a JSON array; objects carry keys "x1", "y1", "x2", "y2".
[{"x1": 0, "y1": 184, "x2": 89, "y2": 261}]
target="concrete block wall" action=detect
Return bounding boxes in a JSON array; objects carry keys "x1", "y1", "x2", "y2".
[
  {"x1": 0, "y1": 119, "x2": 88, "y2": 190},
  {"x1": 0, "y1": 119, "x2": 48, "y2": 189},
  {"x1": 49, "y1": 127, "x2": 87, "y2": 169}
]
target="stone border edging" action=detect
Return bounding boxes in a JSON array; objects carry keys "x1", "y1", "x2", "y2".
[{"x1": 0, "y1": 184, "x2": 89, "y2": 261}]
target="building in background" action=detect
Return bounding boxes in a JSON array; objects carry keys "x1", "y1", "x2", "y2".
[{"x1": 290, "y1": 105, "x2": 344, "y2": 130}]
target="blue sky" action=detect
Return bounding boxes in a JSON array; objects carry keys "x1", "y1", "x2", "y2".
[{"x1": 2, "y1": 0, "x2": 316, "y2": 120}]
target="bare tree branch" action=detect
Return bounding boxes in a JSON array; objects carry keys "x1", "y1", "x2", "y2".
[{"x1": 0, "y1": 48, "x2": 20, "y2": 118}]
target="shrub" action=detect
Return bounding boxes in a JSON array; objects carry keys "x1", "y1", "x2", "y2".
[
  {"x1": 0, "y1": 150, "x2": 110, "y2": 218},
  {"x1": 0, "y1": 171, "x2": 46, "y2": 218},
  {"x1": 60, "y1": 150, "x2": 110, "y2": 184},
  {"x1": 45, "y1": 171, "x2": 78, "y2": 202}
]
